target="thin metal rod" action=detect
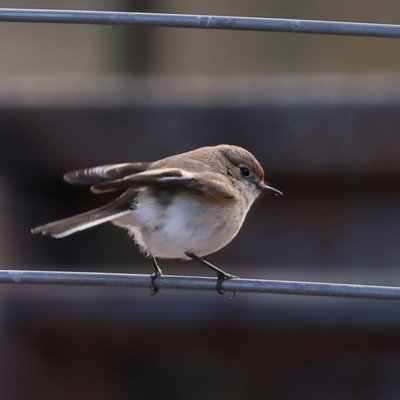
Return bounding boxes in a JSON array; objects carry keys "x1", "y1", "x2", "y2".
[
  {"x1": 0, "y1": 8, "x2": 400, "y2": 38},
  {"x1": 2, "y1": 270, "x2": 400, "y2": 300}
]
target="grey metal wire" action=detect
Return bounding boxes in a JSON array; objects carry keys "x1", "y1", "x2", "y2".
[
  {"x1": 2, "y1": 270, "x2": 400, "y2": 300},
  {"x1": 1, "y1": 8, "x2": 400, "y2": 38}
]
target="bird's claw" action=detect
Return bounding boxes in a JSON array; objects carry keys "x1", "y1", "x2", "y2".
[
  {"x1": 150, "y1": 272, "x2": 162, "y2": 295},
  {"x1": 216, "y1": 273, "x2": 238, "y2": 298}
]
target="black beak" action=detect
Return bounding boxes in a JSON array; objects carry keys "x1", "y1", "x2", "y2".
[{"x1": 258, "y1": 182, "x2": 283, "y2": 196}]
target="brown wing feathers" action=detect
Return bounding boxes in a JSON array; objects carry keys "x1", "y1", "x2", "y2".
[
  {"x1": 64, "y1": 162, "x2": 151, "y2": 185},
  {"x1": 91, "y1": 169, "x2": 235, "y2": 200},
  {"x1": 64, "y1": 162, "x2": 235, "y2": 200},
  {"x1": 90, "y1": 168, "x2": 189, "y2": 193}
]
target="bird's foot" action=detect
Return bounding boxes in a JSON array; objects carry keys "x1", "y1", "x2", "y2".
[
  {"x1": 216, "y1": 271, "x2": 238, "y2": 298},
  {"x1": 150, "y1": 271, "x2": 162, "y2": 295},
  {"x1": 184, "y1": 252, "x2": 238, "y2": 298},
  {"x1": 150, "y1": 257, "x2": 163, "y2": 295}
]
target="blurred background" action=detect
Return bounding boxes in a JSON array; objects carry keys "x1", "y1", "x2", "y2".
[{"x1": 1, "y1": 1, "x2": 400, "y2": 399}]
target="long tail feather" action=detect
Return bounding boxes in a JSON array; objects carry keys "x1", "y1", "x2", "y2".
[{"x1": 31, "y1": 189, "x2": 135, "y2": 238}]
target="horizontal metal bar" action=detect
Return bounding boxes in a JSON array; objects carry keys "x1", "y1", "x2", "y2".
[
  {"x1": 0, "y1": 8, "x2": 400, "y2": 38},
  {"x1": 2, "y1": 270, "x2": 400, "y2": 300}
]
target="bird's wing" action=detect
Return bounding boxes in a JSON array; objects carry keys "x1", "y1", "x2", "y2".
[
  {"x1": 64, "y1": 162, "x2": 151, "y2": 185},
  {"x1": 31, "y1": 189, "x2": 136, "y2": 238},
  {"x1": 91, "y1": 168, "x2": 235, "y2": 200}
]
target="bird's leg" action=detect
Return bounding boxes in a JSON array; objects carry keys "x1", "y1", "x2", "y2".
[
  {"x1": 185, "y1": 252, "x2": 238, "y2": 296},
  {"x1": 151, "y1": 257, "x2": 163, "y2": 295}
]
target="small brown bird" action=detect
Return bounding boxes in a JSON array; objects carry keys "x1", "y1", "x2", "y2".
[{"x1": 32, "y1": 145, "x2": 282, "y2": 294}]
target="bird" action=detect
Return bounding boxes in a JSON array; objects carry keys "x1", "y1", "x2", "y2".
[{"x1": 31, "y1": 144, "x2": 282, "y2": 294}]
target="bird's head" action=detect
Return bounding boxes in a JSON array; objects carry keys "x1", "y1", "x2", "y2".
[{"x1": 218, "y1": 145, "x2": 282, "y2": 205}]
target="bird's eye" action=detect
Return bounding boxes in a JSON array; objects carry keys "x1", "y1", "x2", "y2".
[{"x1": 239, "y1": 166, "x2": 250, "y2": 177}]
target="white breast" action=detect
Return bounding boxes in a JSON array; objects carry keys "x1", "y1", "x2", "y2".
[{"x1": 113, "y1": 191, "x2": 247, "y2": 259}]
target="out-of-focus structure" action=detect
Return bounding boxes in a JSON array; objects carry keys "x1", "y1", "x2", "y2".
[{"x1": 1, "y1": 1, "x2": 400, "y2": 399}]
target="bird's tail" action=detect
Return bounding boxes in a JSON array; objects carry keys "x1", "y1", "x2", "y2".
[{"x1": 31, "y1": 190, "x2": 135, "y2": 238}]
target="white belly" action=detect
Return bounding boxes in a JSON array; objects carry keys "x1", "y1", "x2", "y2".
[{"x1": 113, "y1": 192, "x2": 245, "y2": 259}]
